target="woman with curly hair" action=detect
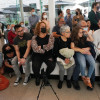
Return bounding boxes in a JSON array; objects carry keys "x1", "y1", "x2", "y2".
[
  {"x1": 71, "y1": 26, "x2": 95, "y2": 90},
  {"x1": 31, "y1": 21, "x2": 56, "y2": 86}
]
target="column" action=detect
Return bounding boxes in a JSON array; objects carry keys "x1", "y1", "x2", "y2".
[{"x1": 48, "y1": 0, "x2": 55, "y2": 33}]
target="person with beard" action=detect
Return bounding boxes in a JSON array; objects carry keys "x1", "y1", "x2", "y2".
[
  {"x1": 31, "y1": 21, "x2": 56, "y2": 86},
  {"x1": 72, "y1": 8, "x2": 84, "y2": 27},
  {"x1": 64, "y1": 9, "x2": 73, "y2": 31},
  {"x1": 88, "y1": 2, "x2": 100, "y2": 31},
  {"x1": 8, "y1": 24, "x2": 17, "y2": 44},
  {"x1": 12, "y1": 25, "x2": 32, "y2": 86},
  {"x1": 52, "y1": 17, "x2": 65, "y2": 38}
]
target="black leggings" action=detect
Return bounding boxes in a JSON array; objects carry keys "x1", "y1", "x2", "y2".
[{"x1": 32, "y1": 55, "x2": 56, "y2": 78}]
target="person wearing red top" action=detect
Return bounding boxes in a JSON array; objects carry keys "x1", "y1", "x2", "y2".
[{"x1": 8, "y1": 24, "x2": 17, "y2": 44}]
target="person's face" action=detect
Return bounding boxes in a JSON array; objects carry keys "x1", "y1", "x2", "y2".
[
  {"x1": 81, "y1": 21, "x2": 87, "y2": 29},
  {"x1": 6, "y1": 52, "x2": 14, "y2": 58},
  {"x1": 98, "y1": 20, "x2": 100, "y2": 28},
  {"x1": 40, "y1": 23, "x2": 46, "y2": 34},
  {"x1": 20, "y1": 22, "x2": 24, "y2": 26},
  {"x1": 87, "y1": 21, "x2": 91, "y2": 28},
  {"x1": 43, "y1": 12, "x2": 47, "y2": 16},
  {"x1": 62, "y1": 29, "x2": 71, "y2": 38},
  {"x1": 78, "y1": 29, "x2": 83, "y2": 38},
  {"x1": 58, "y1": 18, "x2": 65, "y2": 27},
  {"x1": 16, "y1": 27, "x2": 24, "y2": 37},
  {"x1": 31, "y1": 9, "x2": 35, "y2": 13},
  {"x1": 96, "y1": 3, "x2": 99, "y2": 11},
  {"x1": 31, "y1": 9, "x2": 35, "y2": 15},
  {"x1": 66, "y1": 9, "x2": 70, "y2": 14},
  {"x1": 5, "y1": 46, "x2": 14, "y2": 58},
  {"x1": 7, "y1": 25, "x2": 11, "y2": 29}
]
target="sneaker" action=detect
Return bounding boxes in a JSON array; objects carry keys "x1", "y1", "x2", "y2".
[
  {"x1": 35, "y1": 77, "x2": 40, "y2": 86},
  {"x1": 23, "y1": 76, "x2": 31, "y2": 86},
  {"x1": 58, "y1": 80, "x2": 63, "y2": 89},
  {"x1": 72, "y1": 80, "x2": 80, "y2": 90},
  {"x1": 67, "y1": 80, "x2": 72, "y2": 88},
  {"x1": 14, "y1": 77, "x2": 22, "y2": 86}
]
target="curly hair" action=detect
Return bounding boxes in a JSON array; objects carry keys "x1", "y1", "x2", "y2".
[
  {"x1": 71, "y1": 26, "x2": 85, "y2": 46},
  {"x1": 34, "y1": 21, "x2": 48, "y2": 35}
]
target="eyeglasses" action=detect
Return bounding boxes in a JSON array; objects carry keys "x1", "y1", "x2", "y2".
[
  {"x1": 17, "y1": 29, "x2": 23, "y2": 33},
  {"x1": 65, "y1": 31, "x2": 71, "y2": 34}
]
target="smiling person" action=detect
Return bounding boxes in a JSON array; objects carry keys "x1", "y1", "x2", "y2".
[
  {"x1": 71, "y1": 26, "x2": 95, "y2": 90},
  {"x1": 31, "y1": 21, "x2": 56, "y2": 86},
  {"x1": 12, "y1": 25, "x2": 32, "y2": 86}
]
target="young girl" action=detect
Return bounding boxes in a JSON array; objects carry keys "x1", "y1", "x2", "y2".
[{"x1": 71, "y1": 26, "x2": 95, "y2": 89}]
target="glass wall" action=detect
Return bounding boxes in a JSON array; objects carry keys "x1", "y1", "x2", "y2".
[{"x1": 0, "y1": 0, "x2": 99, "y2": 26}]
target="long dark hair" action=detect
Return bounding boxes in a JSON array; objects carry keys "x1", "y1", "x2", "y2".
[
  {"x1": 41, "y1": 12, "x2": 47, "y2": 20},
  {"x1": 2, "y1": 44, "x2": 16, "y2": 59},
  {"x1": 71, "y1": 26, "x2": 85, "y2": 46}
]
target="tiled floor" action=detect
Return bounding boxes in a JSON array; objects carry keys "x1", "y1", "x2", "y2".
[{"x1": 0, "y1": 75, "x2": 100, "y2": 100}]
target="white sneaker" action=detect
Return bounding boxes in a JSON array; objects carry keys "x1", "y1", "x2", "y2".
[
  {"x1": 23, "y1": 76, "x2": 30, "y2": 86},
  {"x1": 14, "y1": 77, "x2": 22, "y2": 86}
]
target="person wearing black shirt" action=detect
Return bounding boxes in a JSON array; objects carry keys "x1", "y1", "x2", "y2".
[
  {"x1": 2, "y1": 44, "x2": 15, "y2": 77},
  {"x1": 52, "y1": 17, "x2": 65, "y2": 38},
  {"x1": 71, "y1": 26, "x2": 95, "y2": 90},
  {"x1": 13, "y1": 25, "x2": 32, "y2": 86},
  {"x1": 31, "y1": 21, "x2": 56, "y2": 86},
  {"x1": 53, "y1": 25, "x2": 74, "y2": 89}
]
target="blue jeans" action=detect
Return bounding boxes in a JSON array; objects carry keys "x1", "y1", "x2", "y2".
[
  {"x1": 0, "y1": 52, "x2": 3, "y2": 67},
  {"x1": 73, "y1": 52, "x2": 95, "y2": 79}
]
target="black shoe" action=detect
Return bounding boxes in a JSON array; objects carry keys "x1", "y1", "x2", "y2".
[
  {"x1": 87, "y1": 86, "x2": 93, "y2": 91},
  {"x1": 44, "y1": 77, "x2": 50, "y2": 86},
  {"x1": 35, "y1": 77, "x2": 40, "y2": 86},
  {"x1": 67, "y1": 80, "x2": 72, "y2": 88},
  {"x1": 72, "y1": 81, "x2": 80, "y2": 90},
  {"x1": 58, "y1": 80, "x2": 63, "y2": 89}
]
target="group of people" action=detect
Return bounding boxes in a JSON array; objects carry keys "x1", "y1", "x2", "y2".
[{"x1": 0, "y1": 2, "x2": 100, "y2": 91}]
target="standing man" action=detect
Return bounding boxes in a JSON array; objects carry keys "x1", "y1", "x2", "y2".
[
  {"x1": 12, "y1": 25, "x2": 32, "y2": 86},
  {"x1": 88, "y1": 2, "x2": 100, "y2": 31},
  {"x1": 55, "y1": 10, "x2": 64, "y2": 25},
  {"x1": 64, "y1": 9, "x2": 73, "y2": 31},
  {"x1": 29, "y1": 8, "x2": 39, "y2": 33},
  {"x1": 52, "y1": 17, "x2": 65, "y2": 38}
]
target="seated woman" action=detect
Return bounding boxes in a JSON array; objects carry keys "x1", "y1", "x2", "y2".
[
  {"x1": 53, "y1": 25, "x2": 75, "y2": 89},
  {"x1": 2, "y1": 44, "x2": 15, "y2": 77},
  {"x1": 31, "y1": 21, "x2": 56, "y2": 86},
  {"x1": 71, "y1": 26, "x2": 95, "y2": 90}
]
